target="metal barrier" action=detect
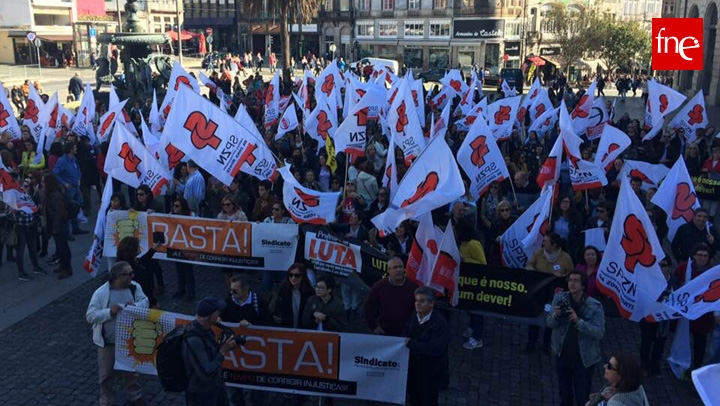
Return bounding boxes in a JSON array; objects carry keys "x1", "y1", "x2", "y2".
[{"x1": 0, "y1": 65, "x2": 45, "y2": 79}]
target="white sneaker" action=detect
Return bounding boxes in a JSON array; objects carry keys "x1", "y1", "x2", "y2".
[
  {"x1": 462, "y1": 337, "x2": 483, "y2": 350},
  {"x1": 462, "y1": 327, "x2": 473, "y2": 339},
  {"x1": 77, "y1": 212, "x2": 88, "y2": 224}
]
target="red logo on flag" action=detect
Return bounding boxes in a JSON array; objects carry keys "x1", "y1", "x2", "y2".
[
  {"x1": 49, "y1": 106, "x2": 58, "y2": 128},
  {"x1": 294, "y1": 187, "x2": 320, "y2": 208},
  {"x1": 652, "y1": 18, "x2": 703, "y2": 71},
  {"x1": 620, "y1": 214, "x2": 656, "y2": 273},
  {"x1": 0, "y1": 103, "x2": 10, "y2": 127},
  {"x1": 526, "y1": 213, "x2": 549, "y2": 236},
  {"x1": 601, "y1": 143, "x2": 621, "y2": 163},
  {"x1": 449, "y1": 79, "x2": 462, "y2": 93},
  {"x1": 321, "y1": 75, "x2": 335, "y2": 97},
  {"x1": 470, "y1": 136, "x2": 489, "y2": 167},
  {"x1": 395, "y1": 101, "x2": 409, "y2": 133},
  {"x1": 464, "y1": 115, "x2": 477, "y2": 127},
  {"x1": 265, "y1": 84, "x2": 275, "y2": 105},
  {"x1": 572, "y1": 95, "x2": 589, "y2": 119},
  {"x1": 411, "y1": 90, "x2": 419, "y2": 106},
  {"x1": 184, "y1": 112, "x2": 221, "y2": 150},
  {"x1": 535, "y1": 104, "x2": 546, "y2": 117},
  {"x1": 426, "y1": 239, "x2": 438, "y2": 255},
  {"x1": 99, "y1": 112, "x2": 116, "y2": 136},
  {"x1": 174, "y1": 76, "x2": 192, "y2": 91},
  {"x1": 694, "y1": 279, "x2": 720, "y2": 303},
  {"x1": 401, "y1": 172, "x2": 439, "y2": 208},
  {"x1": 316, "y1": 110, "x2": 332, "y2": 140},
  {"x1": 531, "y1": 89, "x2": 539, "y2": 99},
  {"x1": 494, "y1": 106, "x2": 511, "y2": 125},
  {"x1": 672, "y1": 182, "x2": 697, "y2": 222},
  {"x1": 629, "y1": 169, "x2": 652, "y2": 184},
  {"x1": 688, "y1": 104, "x2": 704, "y2": 125},
  {"x1": 166, "y1": 143, "x2": 185, "y2": 170},
  {"x1": 659, "y1": 94, "x2": 669, "y2": 113},
  {"x1": 355, "y1": 107, "x2": 369, "y2": 126},
  {"x1": 24, "y1": 100, "x2": 39, "y2": 123},
  {"x1": 118, "y1": 143, "x2": 142, "y2": 177},
  {"x1": 355, "y1": 88, "x2": 366, "y2": 98}
]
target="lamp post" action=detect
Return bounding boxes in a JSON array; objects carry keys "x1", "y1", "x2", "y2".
[{"x1": 176, "y1": 0, "x2": 183, "y2": 65}]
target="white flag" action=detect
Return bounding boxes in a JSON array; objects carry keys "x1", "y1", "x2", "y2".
[
  {"x1": 439, "y1": 69, "x2": 468, "y2": 97},
  {"x1": 163, "y1": 87, "x2": 278, "y2": 185},
  {"x1": 389, "y1": 79, "x2": 426, "y2": 165},
  {"x1": 304, "y1": 95, "x2": 338, "y2": 145},
  {"x1": 583, "y1": 228, "x2": 607, "y2": 252},
  {"x1": 264, "y1": 70, "x2": 281, "y2": 129},
  {"x1": 84, "y1": 175, "x2": 114, "y2": 277},
  {"x1": 406, "y1": 212, "x2": 442, "y2": 288},
  {"x1": 275, "y1": 102, "x2": 299, "y2": 140},
  {"x1": 104, "y1": 124, "x2": 171, "y2": 196},
  {"x1": 140, "y1": 114, "x2": 160, "y2": 160},
  {"x1": 96, "y1": 99, "x2": 128, "y2": 143},
  {"x1": 584, "y1": 97, "x2": 611, "y2": 140},
  {"x1": 522, "y1": 184, "x2": 554, "y2": 250},
  {"x1": 570, "y1": 80, "x2": 596, "y2": 136},
  {"x1": 651, "y1": 157, "x2": 701, "y2": 242},
  {"x1": 536, "y1": 132, "x2": 563, "y2": 188},
  {"x1": 594, "y1": 125, "x2": 631, "y2": 172},
  {"x1": 486, "y1": 95, "x2": 522, "y2": 140},
  {"x1": 0, "y1": 84, "x2": 21, "y2": 139},
  {"x1": 692, "y1": 363, "x2": 720, "y2": 405},
  {"x1": 457, "y1": 113, "x2": 510, "y2": 200},
  {"x1": 527, "y1": 106, "x2": 559, "y2": 138},
  {"x1": 560, "y1": 103, "x2": 607, "y2": 191},
  {"x1": 619, "y1": 160, "x2": 670, "y2": 191},
  {"x1": 528, "y1": 88, "x2": 553, "y2": 122},
  {"x1": 667, "y1": 90, "x2": 708, "y2": 144},
  {"x1": 371, "y1": 136, "x2": 464, "y2": 236},
  {"x1": 334, "y1": 87, "x2": 384, "y2": 157},
  {"x1": 643, "y1": 79, "x2": 687, "y2": 141},
  {"x1": 430, "y1": 223, "x2": 462, "y2": 306},
  {"x1": 22, "y1": 84, "x2": 45, "y2": 141},
  {"x1": 159, "y1": 61, "x2": 201, "y2": 123},
  {"x1": 596, "y1": 177, "x2": 667, "y2": 321},
  {"x1": 149, "y1": 89, "x2": 161, "y2": 134},
  {"x1": 500, "y1": 185, "x2": 554, "y2": 268},
  {"x1": 279, "y1": 165, "x2": 340, "y2": 224}
]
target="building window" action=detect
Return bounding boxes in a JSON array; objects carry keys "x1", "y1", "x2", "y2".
[
  {"x1": 429, "y1": 20, "x2": 450, "y2": 37},
  {"x1": 382, "y1": 0, "x2": 394, "y2": 10},
  {"x1": 340, "y1": 0, "x2": 350, "y2": 11},
  {"x1": 357, "y1": 0, "x2": 370, "y2": 10},
  {"x1": 429, "y1": 47, "x2": 449, "y2": 68},
  {"x1": 404, "y1": 46, "x2": 423, "y2": 68},
  {"x1": 434, "y1": 0, "x2": 447, "y2": 8},
  {"x1": 379, "y1": 20, "x2": 398, "y2": 37},
  {"x1": 324, "y1": 0, "x2": 333, "y2": 11},
  {"x1": 357, "y1": 21, "x2": 375, "y2": 37},
  {"x1": 408, "y1": 0, "x2": 419, "y2": 9},
  {"x1": 404, "y1": 21, "x2": 424, "y2": 37},
  {"x1": 484, "y1": 43, "x2": 500, "y2": 75},
  {"x1": 505, "y1": 21, "x2": 521, "y2": 38}
]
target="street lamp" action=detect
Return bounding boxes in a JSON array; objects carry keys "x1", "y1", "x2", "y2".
[{"x1": 330, "y1": 43, "x2": 336, "y2": 60}]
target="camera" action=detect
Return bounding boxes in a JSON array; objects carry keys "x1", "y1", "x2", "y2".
[
  {"x1": 558, "y1": 299, "x2": 571, "y2": 317},
  {"x1": 217, "y1": 323, "x2": 247, "y2": 346}
]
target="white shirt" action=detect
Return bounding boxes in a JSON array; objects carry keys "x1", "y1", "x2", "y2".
[{"x1": 416, "y1": 310, "x2": 433, "y2": 325}]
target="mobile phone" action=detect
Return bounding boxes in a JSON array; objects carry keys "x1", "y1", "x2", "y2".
[{"x1": 152, "y1": 232, "x2": 165, "y2": 244}]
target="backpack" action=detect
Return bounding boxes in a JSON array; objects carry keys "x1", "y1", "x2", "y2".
[{"x1": 155, "y1": 324, "x2": 200, "y2": 392}]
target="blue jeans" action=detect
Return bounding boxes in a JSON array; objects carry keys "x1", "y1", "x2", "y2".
[
  {"x1": 66, "y1": 185, "x2": 83, "y2": 232},
  {"x1": 708, "y1": 324, "x2": 720, "y2": 364},
  {"x1": 556, "y1": 356, "x2": 594, "y2": 406}
]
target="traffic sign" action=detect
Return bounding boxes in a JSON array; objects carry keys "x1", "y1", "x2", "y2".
[
  {"x1": 89, "y1": 26, "x2": 97, "y2": 37},
  {"x1": 33, "y1": 38, "x2": 41, "y2": 48},
  {"x1": 26, "y1": 32, "x2": 36, "y2": 42}
]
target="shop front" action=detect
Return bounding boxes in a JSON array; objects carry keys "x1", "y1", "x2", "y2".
[
  {"x1": 184, "y1": 18, "x2": 235, "y2": 53},
  {"x1": 73, "y1": 23, "x2": 116, "y2": 69},
  {"x1": 6, "y1": 30, "x2": 75, "y2": 67}
]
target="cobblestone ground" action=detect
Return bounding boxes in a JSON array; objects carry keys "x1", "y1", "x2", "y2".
[{"x1": 0, "y1": 258, "x2": 703, "y2": 406}]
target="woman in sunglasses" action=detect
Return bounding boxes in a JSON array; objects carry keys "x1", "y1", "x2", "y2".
[
  {"x1": 216, "y1": 194, "x2": 247, "y2": 221},
  {"x1": 272, "y1": 263, "x2": 315, "y2": 328},
  {"x1": 586, "y1": 354, "x2": 648, "y2": 406}
]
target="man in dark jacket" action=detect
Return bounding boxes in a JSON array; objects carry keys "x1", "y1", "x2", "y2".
[
  {"x1": 672, "y1": 208, "x2": 720, "y2": 262},
  {"x1": 182, "y1": 297, "x2": 236, "y2": 406},
  {"x1": 404, "y1": 286, "x2": 450, "y2": 406},
  {"x1": 68, "y1": 73, "x2": 84, "y2": 101}
]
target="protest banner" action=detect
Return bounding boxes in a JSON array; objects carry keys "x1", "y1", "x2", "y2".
[
  {"x1": 691, "y1": 175, "x2": 720, "y2": 201},
  {"x1": 304, "y1": 230, "x2": 362, "y2": 278},
  {"x1": 456, "y1": 263, "x2": 562, "y2": 317},
  {"x1": 115, "y1": 306, "x2": 409, "y2": 404},
  {"x1": 103, "y1": 211, "x2": 298, "y2": 271}
]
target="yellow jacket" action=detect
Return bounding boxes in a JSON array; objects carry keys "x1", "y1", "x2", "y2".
[{"x1": 20, "y1": 150, "x2": 45, "y2": 176}]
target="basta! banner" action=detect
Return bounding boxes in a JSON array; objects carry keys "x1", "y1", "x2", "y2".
[
  {"x1": 114, "y1": 306, "x2": 409, "y2": 404},
  {"x1": 456, "y1": 263, "x2": 562, "y2": 317}
]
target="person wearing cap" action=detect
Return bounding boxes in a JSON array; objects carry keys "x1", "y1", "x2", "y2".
[
  {"x1": 182, "y1": 296, "x2": 237, "y2": 406},
  {"x1": 86, "y1": 261, "x2": 149, "y2": 406}
]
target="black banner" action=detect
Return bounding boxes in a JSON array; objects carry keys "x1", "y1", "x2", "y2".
[
  {"x1": 453, "y1": 19, "x2": 505, "y2": 39},
  {"x1": 691, "y1": 175, "x2": 720, "y2": 201},
  {"x1": 505, "y1": 42, "x2": 521, "y2": 57},
  {"x1": 456, "y1": 264, "x2": 564, "y2": 317}
]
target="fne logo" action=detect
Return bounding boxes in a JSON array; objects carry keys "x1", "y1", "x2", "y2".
[{"x1": 652, "y1": 18, "x2": 704, "y2": 70}]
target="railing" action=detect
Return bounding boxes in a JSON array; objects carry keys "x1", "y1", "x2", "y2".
[{"x1": 0, "y1": 65, "x2": 45, "y2": 80}]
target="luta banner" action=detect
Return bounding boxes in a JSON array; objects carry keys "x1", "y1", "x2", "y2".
[
  {"x1": 103, "y1": 211, "x2": 299, "y2": 271},
  {"x1": 114, "y1": 306, "x2": 409, "y2": 404},
  {"x1": 456, "y1": 263, "x2": 563, "y2": 317}
]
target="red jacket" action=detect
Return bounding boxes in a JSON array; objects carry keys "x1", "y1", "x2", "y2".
[{"x1": 702, "y1": 159, "x2": 720, "y2": 174}]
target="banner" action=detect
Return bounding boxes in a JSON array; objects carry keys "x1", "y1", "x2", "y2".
[
  {"x1": 456, "y1": 264, "x2": 562, "y2": 317},
  {"x1": 114, "y1": 306, "x2": 409, "y2": 404},
  {"x1": 691, "y1": 175, "x2": 720, "y2": 201},
  {"x1": 304, "y1": 230, "x2": 362, "y2": 278},
  {"x1": 103, "y1": 211, "x2": 298, "y2": 271}
]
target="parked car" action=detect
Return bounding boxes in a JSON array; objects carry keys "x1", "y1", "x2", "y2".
[
  {"x1": 416, "y1": 68, "x2": 447, "y2": 83},
  {"x1": 496, "y1": 68, "x2": 524, "y2": 93}
]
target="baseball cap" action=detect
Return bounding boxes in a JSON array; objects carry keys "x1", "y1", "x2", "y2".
[{"x1": 196, "y1": 297, "x2": 226, "y2": 317}]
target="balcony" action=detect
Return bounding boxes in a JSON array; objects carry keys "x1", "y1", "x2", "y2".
[
  {"x1": 432, "y1": 8, "x2": 451, "y2": 16},
  {"x1": 407, "y1": 8, "x2": 420, "y2": 16}
]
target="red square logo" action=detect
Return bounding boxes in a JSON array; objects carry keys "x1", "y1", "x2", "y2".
[{"x1": 652, "y1": 18, "x2": 704, "y2": 71}]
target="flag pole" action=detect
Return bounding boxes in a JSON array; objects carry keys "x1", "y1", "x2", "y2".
[
  {"x1": 342, "y1": 153, "x2": 350, "y2": 201},
  {"x1": 508, "y1": 176, "x2": 519, "y2": 211}
]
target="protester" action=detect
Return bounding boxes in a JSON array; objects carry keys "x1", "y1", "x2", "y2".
[
  {"x1": 171, "y1": 197, "x2": 196, "y2": 300},
  {"x1": 42, "y1": 173, "x2": 73, "y2": 279},
  {"x1": 182, "y1": 297, "x2": 236, "y2": 406},
  {"x1": 672, "y1": 208, "x2": 720, "y2": 262},
  {"x1": 216, "y1": 194, "x2": 247, "y2": 221},
  {"x1": 404, "y1": 286, "x2": 450, "y2": 406},
  {"x1": 272, "y1": 263, "x2": 315, "y2": 328},
  {"x1": 116, "y1": 236, "x2": 161, "y2": 308},
  {"x1": 262, "y1": 202, "x2": 294, "y2": 223},
  {"x1": 11, "y1": 176, "x2": 45, "y2": 281},
  {"x1": 302, "y1": 274, "x2": 347, "y2": 332},
  {"x1": 86, "y1": 261, "x2": 149, "y2": 406},
  {"x1": 364, "y1": 256, "x2": 418, "y2": 336},
  {"x1": 575, "y1": 246, "x2": 602, "y2": 298},
  {"x1": 586, "y1": 354, "x2": 648, "y2": 406},
  {"x1": 178, "y1": 160, "x2": 205, "y2": 216}
]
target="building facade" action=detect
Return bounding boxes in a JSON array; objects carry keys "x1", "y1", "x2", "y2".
[{"x1": 354, "y1": 0, "x2": 524, "y2": 73}]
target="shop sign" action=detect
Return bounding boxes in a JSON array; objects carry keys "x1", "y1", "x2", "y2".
[
  {"x1": 289, "y1": 24, "x2": 319, "y2": 33},
  {"x1": 505, "y1": 42, "x2": 520, "y2": 56},
  {"x1": 540, "y1": 47, "x2": 561, "y2": 56},
  {"x1": 453, "y1": 19, "x2": 504, "y2": 39}
]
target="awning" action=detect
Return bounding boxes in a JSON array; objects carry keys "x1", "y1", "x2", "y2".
[
  {"x1": 528, "y1": 56, "x2": 545, "y2": 66},
  {"x1": 575, "y1": 58, "x2": 607, "y2": 71},
  {"x1": 540, "y1": 55, "x2": 562, "y2": 67},
  {"x1": 38, "y1": 34, "x2": 73, "y2": 42},
  {"x1": 167, "y1": 30, "x2": 193, "y2": 41}
]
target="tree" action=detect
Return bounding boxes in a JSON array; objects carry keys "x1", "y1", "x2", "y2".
[
  {"x1": 248, "y1": 0, "x2": 322, "y2": 84},
  {"x1": 597, "y1": 19, "x2": 651, "y2": 73},
  {"x1": 542, "y1": 3, "x2": 603, "y2": 75}
]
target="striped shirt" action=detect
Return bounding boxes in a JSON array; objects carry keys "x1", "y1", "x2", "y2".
[{"x1": 180, "y1": 171, "x2": 205, "y2": 214}]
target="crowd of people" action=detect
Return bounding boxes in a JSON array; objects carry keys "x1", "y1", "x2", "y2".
[{"x1": 0, "y1": 58, "x2": 717, "y2": 406}]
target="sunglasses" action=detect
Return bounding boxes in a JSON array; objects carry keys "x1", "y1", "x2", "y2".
[
  {"x1": 288, "y1": 273, "x2": 302, "y2": 279},
  {"x1": 499, "y1": 208, "x2": 510, "y2": 212},
  {"x1": 222, "y1": 203, "x2": 233, "y2": 206},
  {"x1": 272, "y1": 207, "x2": 281, "y2": 211},
  {"x1": 136, "y1": 192, "x2": 146, "y2": 196},
  {"x1": 173, "y1": 203, "x2": 181, "y2": 207}
]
